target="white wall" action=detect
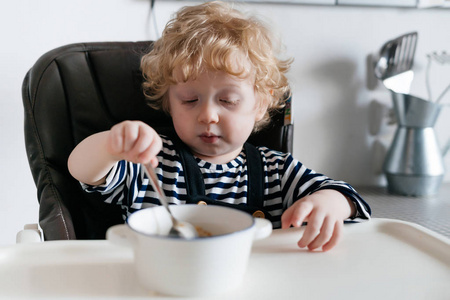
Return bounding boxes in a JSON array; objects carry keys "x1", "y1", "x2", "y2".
[{"x1": 1, "y1": 0, "x2": 449, "y2": 245}]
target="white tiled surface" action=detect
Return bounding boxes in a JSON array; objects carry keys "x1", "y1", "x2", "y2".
[{"x1": 357, "y1": 183, "x2": 450, "y2": 238}]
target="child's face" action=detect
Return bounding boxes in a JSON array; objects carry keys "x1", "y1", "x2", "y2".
[{"x1": 168, "y1": 69, "x2": 266, "y2": 164}]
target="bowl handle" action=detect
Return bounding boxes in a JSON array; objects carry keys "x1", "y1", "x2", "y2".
[{"x1": 106, "y1": 224, "x2": 136, "y2": 247}]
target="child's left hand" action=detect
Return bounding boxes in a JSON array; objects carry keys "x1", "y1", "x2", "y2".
[{"x1": 281, "y1": 189, "x2": 355, "y2": 252}]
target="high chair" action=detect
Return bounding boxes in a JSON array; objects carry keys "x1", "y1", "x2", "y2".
[{"x1": 20, "y1": 41, "x2": 293, "y2": 242}]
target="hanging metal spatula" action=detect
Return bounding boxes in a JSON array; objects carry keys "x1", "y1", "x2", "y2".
[{"x1": 374, "y1": 32, "x2": 418, "y2": 94}]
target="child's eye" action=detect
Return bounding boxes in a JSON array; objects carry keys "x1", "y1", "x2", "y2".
[
  {"x1": 182, "y1": 99, "x2": 198, "y2": 104},
  {"x1": 220, "y1": 99, "x2": 239, "y2": 105}
]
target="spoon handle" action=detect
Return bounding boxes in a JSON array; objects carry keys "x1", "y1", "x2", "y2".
[
  {"x1": 142, "y1": 163, "x2": 198, "y2": 239},
  {"x1": 142, "y1": 163, "x2": 172, "y2": 213}
]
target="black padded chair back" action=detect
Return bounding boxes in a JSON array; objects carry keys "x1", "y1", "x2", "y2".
[{"x1": 22, "y1": 41, "x2": 293, "y2": 240}]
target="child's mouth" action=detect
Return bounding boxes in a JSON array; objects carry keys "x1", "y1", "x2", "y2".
[{"x1": 200, "y1": 133, "x2": 220, "y2": 144}]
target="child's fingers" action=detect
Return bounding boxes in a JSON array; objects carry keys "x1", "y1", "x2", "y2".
[
  {"x1": 297, "y1": 210, "x2": 325, "y2": 248},
  {"x1": 150, "y1": 157, "x2": 159, "y2": 168},
  {"x1": 108, "y1": 121, "x2": 139, "y2": 154},
  {"x1": 108, "y1": 121, "x2": 162, "y2": 164},
  {"x1": 280, "y1": 206, "x2": 294, "y2": 229},
  {"x1": 305, "y1": 216, "x2": 335, "y2": 251},
  {"x1": 130, "y1": 133, "x2": 149, "y2": 157},
  {"x1": 130, "y1": 126, "x2": 154, "y2": 157},
  {"x1": 121, "y1": 122, "x2": 140, "y2": 153},
  {"x1": 321, "y1": 221, "x2": 343, "y2": 252},
  {"x1": 137, "y1": 134, "x2": 163, "y2": 164},
  {"x1": 281, "y1": 200, "x2": 312, "y2": 229},
  {"x1": 108, "y1": 124, "x2": 125, "y2": 154}
]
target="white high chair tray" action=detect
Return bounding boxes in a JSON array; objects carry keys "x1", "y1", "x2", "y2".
[{"x1": 0, "y1": 218, "x2": 449, "y2": 300}]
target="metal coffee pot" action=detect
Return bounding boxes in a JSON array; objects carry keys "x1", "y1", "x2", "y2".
[{"x1": 383, "y1": 92, "x2": 449, "y2": 196}]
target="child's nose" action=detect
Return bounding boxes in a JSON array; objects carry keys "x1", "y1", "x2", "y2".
[{"x1": 197, "y1": 102, "x2": 219, "y2": 124}]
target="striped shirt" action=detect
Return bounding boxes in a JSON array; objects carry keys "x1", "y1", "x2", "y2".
[{"x1": 83, "y1": 136, "x2": 371, "y2": 228}]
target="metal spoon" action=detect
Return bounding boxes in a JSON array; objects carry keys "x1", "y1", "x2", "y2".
[{"x1": 142, "y1": 163, "x2": 198, "y2": 239}]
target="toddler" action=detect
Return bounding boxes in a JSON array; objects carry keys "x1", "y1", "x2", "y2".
[{"x1": 68, "y1": 1, "x2": 370, "y2": 251}]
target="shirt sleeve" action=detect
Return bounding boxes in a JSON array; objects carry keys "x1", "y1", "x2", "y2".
[
  {"x1": 81, "y1": 161, "x2": 123, "y2": 193},
  {"x1": 80, "y1": 160, "x2": 139, "y2": 207},
  {"x1": 78, "y1": 136, "x2": 178, "y2": 216},
  {"x1": 282, "y1": 154, "x2": 371, "y2": 222}
]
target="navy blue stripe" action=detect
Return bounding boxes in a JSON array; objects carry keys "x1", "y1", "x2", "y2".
[
  {"x1": 266, "y1": 178, "x2": 281, "y2": 189},
  {"x1": 160, "y1": 150, "x2": 178, "y2": 161},
  {"x1": 296, "y1": 172, "x2": 328, "y2": 199},
  {"x1": 127, "y1": 163, "x2": 139, "y2": 202},
  {"x1": 160, "y1": 163, "x2": 181, "y2": 173},
  {"x1": 281, "y1": 155, "x2": 299, "y2": 200},
  {"x1": 205, "y1": 179, "x2": 247, "y2": 190},
  {"x1": 203, "y1": 170, "x2": 246, "y2": 180},
  {"x1": 207, "y1": 191, "x2": 248, "y2": 200},
  {"x1": 265, "y1": 157, "x2": 285, "y2": 168},
  {"x1": 162, "y1": 189, "x2": 188, "y2": 200}
]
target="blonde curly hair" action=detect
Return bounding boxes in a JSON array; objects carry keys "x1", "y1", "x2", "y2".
[{"x1": 141, "y1": 1, "x2": 292, "y2": 131}]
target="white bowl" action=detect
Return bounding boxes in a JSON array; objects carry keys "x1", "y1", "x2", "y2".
[{"x1": 107, "y1": 205, "x2": 272, "y2": 297}]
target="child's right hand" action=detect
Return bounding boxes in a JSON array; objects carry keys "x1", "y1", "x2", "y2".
[
  {"x1": 68, "y1": 120, "x2": 162, "y2": 186},
  {"x1": 107, "y1": 120, "x2": 162, "y2": 168}
]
